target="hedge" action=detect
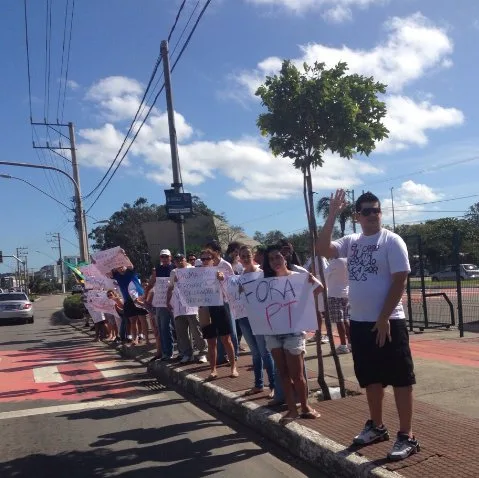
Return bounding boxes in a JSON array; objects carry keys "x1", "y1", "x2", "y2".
[{"x1": 63, "y1": 294, "x2": 85, "y2": 320}]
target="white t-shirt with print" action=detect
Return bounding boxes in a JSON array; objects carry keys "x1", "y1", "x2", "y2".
[
  {"x1": 325, "y1": 258, "x2": 349, "y2": 299},
  {"x1": 332, "y1": 228, "x2": 410, "y2": 322}
]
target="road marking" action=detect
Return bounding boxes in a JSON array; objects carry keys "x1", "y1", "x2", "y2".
[
  {"x1": 0, "y1": 394, "x2": 166, "y2": 421},
  {"x1": 33, "y1": 366, "x2": 65, "y2": 383},
  {"x1": 94, "y1": 362, "x2": 145, "y2": 379}
]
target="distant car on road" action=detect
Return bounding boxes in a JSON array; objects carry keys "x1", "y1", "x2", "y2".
[
  {"x1": 431, "y1": 264, "x2": 479, "y2": 281},
  {"x1": 0, "y1": 292, "x2": 34, "y2": 324},
  {"x1": 71, "y1": 284, "x2": 84, "y2": 295}
]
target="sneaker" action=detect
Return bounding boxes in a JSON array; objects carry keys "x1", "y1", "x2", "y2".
[
  {"x1": 180, "y1": 355, "x2": 192, "y2": 364},
  {"x1": 161, "y1": 355, "x2": 173, "y2": 361},
  {"x1": 306, "y1": 335, "x2": 317, "y2": 343},
  {"x1": 353, "y1": 420, "x2": 390, "y2": 445},
  {"x1": 336, "y1": 344, "x2": 350, "y2": 354},
  {"x1": 197, "y1": 354, "x2": 207, "y2": 364},
  {"x1": 320, "y1": 335, "x2": 329, "y2": 344},
  {"x1": 387, "y1": 433, "x2": 420, "y2": 461}
]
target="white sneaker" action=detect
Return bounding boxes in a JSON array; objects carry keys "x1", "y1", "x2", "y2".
[
  {"x1": 197, "y1": 354, "x2": 207, "y2": 364},
  {"x1": 353, "y1": 420, "x2": 390, "y2": 445},
  {"x1": 336, "y1": 345, "x2": 350, "y2": 354},
  {"x1": 320, "y1": 335, "x2": 329, "y2": 344},
  {"x1": 180, "y1": 355, "x2": 192, "y2": 364},
  {"x1": 387, "y1": 433, "x2": 420, "y2": 461}
]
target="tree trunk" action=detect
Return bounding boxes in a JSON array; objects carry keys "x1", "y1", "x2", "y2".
[
  {"x1": 302, "y1": 170, "x2": 330, "y2": 400},
  {"x1": 305, "y1": 165, "x2": 346, "y2": 399}
]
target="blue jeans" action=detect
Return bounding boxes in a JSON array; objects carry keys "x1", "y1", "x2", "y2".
[
  {"x1": 216, "y1": 304, "x2": 239, "y2": 363},
  {"x1": 238, "y1": 317, "x2": 275, "y2": 390},
  {"x1": 156, "y1": 307, "x2": 174, "y2": 358},
  {"x1": 119, "y1": 315, "x2": 128, "y2": 341}
]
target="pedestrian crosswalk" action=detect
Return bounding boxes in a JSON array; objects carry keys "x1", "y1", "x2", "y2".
[{"x1": 33, "y1": 365, "x2": 65, "y2": 383}]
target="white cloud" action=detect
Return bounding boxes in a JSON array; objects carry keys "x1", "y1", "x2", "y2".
[
  {"x1": 234, "y1": 13, "x2": 453, "y2": 95},
  {"x1": 245, "y1": 0, "x2": 386, "y2": 22},
  {"x1": 381, "y1": 180, "x2": 442, "y2": 222},
  {"x1": 66, "y1": 79, "x2": 80, "y2": 90}
]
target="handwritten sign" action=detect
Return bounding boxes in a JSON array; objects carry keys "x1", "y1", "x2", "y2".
[
  {"x1": 80, "y1": 264, "x2": 116, "y2": 290},
  {"x1": 242, "y1": 273, "x2": 317, "y2": 335},
  {"x1": 152, "y1": 278, "x2": 170, "y2": 307},
  {"x1": 85, "y1": 291, "x2": 118, "y2": 316},
  {"x1": 171, "y1": 289, "x2": 198, "y2": 318},
  {"x1": 91, "y1": 246, "x2": 133, "y2": 275},
  {"x1": 175, "y1": 267, "x2": 223, "y2": 307},
  {"x1": 224, "y1": 271, "x2": 263, "y2": 320}
]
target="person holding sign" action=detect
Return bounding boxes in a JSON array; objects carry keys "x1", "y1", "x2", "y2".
[
  {"x1": 317, "y1": 190, "x2": 419, "y2": 462},
  {"x1": 236, "y1": 245, "x2": 275, "y2": 397},
  {"x1": 198, "y1": 249, "x2": 238, "y2": 380},
  {"x1": 167, "y1": 253, "x2": 207, "y2": 364},
  {"x1": 262, "y1": 244, "x2": 322, "y2": 424}
]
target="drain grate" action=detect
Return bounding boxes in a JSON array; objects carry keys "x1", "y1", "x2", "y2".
[{"x1": 140, "y1": 379, "x2": 167, "y2": 392}]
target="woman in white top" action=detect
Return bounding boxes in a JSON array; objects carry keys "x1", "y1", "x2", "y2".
[{"x1": 262, "y1": 244, "x2": 323, "y2": 424}]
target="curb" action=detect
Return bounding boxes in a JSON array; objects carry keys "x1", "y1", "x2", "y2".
[{"x1": 68, "y1": 317, "x2": 403, "y2": 478}]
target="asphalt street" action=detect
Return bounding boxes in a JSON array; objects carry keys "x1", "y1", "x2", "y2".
[{"x1": 0, "y1": 295, "x2": 323, "y2": 478}]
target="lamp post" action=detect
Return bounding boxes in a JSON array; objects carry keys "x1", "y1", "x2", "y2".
[{"x1": 0, "y1": 161, "x2": 89, "y2": 262}]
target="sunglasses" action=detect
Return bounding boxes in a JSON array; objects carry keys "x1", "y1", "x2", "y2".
[
  {"x1": 200, "y1": 257, "x2": 212, "y2": 261},
  {"x1": 160, "y1": 255, "x2": 169, "y2": 258},
  {"x1": 360, "y1": 207, "x2": 381, "y2": 216}
]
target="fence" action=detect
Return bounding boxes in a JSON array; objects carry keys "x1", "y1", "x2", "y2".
[{"x1": 403, "y1": 232, "x2": 479, "y2": 337}]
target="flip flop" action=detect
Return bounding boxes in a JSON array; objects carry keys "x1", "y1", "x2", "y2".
[
  {"x1": 244, "y1": 388, "x2": 264, "y2": 396},
  {"x1": 230, "y1": 370, "x2": 239, "y2": 378},
  {"x1": 300, "y1": 409, "x2": 321, "y2": 419},
  {"x1": 206, "y1": 373, "x2": 218, "y2": 381}
]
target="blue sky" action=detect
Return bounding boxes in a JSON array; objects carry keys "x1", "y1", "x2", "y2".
[{"x1": 2, "y1": 0, "x2": 479, "y2": 272}]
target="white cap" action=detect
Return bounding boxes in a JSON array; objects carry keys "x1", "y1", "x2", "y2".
[{"x1": 160, "y1": 249, "x2": 171, "y2": 256}]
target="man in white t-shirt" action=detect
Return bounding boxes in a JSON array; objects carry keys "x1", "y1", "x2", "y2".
[{"x1": 317, "y1": 189, "x2": 419, "y2": 462}]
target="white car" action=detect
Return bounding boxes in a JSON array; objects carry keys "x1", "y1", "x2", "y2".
[{"x1": 0, "y1": 292, "x2": 34, "y2": 323}]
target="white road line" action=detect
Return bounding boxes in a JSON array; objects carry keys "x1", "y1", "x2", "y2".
[
  {"x1": 33, "y1": 366, "x2": 65, "y2": 383},
  {"x1": 94, "y1": 362, "x2": 144, "y2": 379},
  {"x1": 0, "y1": 394, "x2": 166, "y2": 421}
]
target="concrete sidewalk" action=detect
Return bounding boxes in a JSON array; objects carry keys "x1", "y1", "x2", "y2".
[{"x1": 69, "y1": 318, "x2": 479, "y2": 477}]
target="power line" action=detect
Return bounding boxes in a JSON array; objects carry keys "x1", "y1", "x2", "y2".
[
  {"x1": 23, "y1": 0, "x2": 33, "y2": 121},
  {"x1": 85, "y1": 0, "x2": 212, "y2": 211},
  {"x1": 60, "y1": 0, "x2": 75, "y2": 122},
  {"x1": 168, "y1": 0, "x2": 187, "y2": 42},
  {"x1": 44, "y1": 0, "x2": 53, "y2": 121},
  {"x1": 56, "y1": 0, "x2": 70, "y2": 121}
]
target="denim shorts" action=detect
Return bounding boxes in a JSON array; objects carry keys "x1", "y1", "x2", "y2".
[{"x1": 264, "y1": 332, "x2": 306, "y2": 355}]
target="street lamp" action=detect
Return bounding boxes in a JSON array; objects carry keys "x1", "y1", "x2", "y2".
[{"x1": 0, "y1": 161, "x2": 89, "y2": 262}]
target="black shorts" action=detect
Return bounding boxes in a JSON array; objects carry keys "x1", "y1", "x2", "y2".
[
  {"x1": 350, "y1": 320, "x2": 416, "y2": 388},
  {"x1": 202, "y1": 305, "x2": 232, "y2": 340},
  {"x1": 123, "y1": 299, "x2": 148, "y2": 319}
]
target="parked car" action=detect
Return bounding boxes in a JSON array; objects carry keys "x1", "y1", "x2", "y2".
[
  {"x1": 0, "y1": 292, "x2": 34, "y2": 324},
  {"x1": 71, "y1": 284, "x2": 84, "y2": 295},
  {"x1": 431, "y1": 264, "x2": 479, "y2": 281}
]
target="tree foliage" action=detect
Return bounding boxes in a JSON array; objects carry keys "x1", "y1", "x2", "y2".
[{"x1": 316, "y1": 196, "x2": 355, "y2": 237}]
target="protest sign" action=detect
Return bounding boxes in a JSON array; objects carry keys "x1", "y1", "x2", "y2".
[
  {"x1": 224, "y1": 271, "x2": 262, "y2": 320},
  {"x1": 152, "y1": 278, "x2": 170, "y2": 307},
  {"x1": 91, "y1": 246, "x2": 133, "y2": 275},
  {"x1": 85, "y1": 291, "x2": 118, "y2": 316},
  {"x1": 171, "y1": 289, "x2": 198, "y2": 318},
  {"x1": 243, "y1": 273, "x2": 317, "y2": 335},
  {"x1": 175, "y1": 267, "x2": 223, "y2": 307},
  {"x1": 80, "y1": 264, "x2": 116, "y2": 290}
]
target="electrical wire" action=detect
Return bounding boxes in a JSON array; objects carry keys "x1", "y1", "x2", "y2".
[
  {"x1": 56, "y1": 0, "x2": 70, "y2": 121},
  {"x1": 168, "y1": 0, "x2": 187, "y2": 42},
  {"x1": 44, "y1": 0, "x2": 53, "y2": 121},
  {"x1": 60, "y1": 0, "x2": 75, "y2": 122}
]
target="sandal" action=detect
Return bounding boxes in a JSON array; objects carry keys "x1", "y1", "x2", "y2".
[
  {"x1": 230, "y1": 370, "x2": 239, "y2": 378},
  {"x1": 206, "y1": 373, "x2": 218, "y2": 381},
  {"x1": 244, "y1": 387, "x2": 264, "y2": 396},
  {"x1": 279, "y1": 412, "x2": 299, "y2": 425},
  {"x1": 300, "y1": 409, "x2": 321, "y2": 419}
]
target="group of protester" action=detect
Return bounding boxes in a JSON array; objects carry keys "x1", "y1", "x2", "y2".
[{"x1": 81, "y1": 189, "x2": 419, "y2": 462}]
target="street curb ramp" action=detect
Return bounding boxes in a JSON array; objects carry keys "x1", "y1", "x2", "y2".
[{"x1": 68, "y1": 317, "x2": 402, "y2": 478}]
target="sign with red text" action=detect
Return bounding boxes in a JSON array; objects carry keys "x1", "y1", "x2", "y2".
[
  {"x1": 91, "y1": 247, "x2": 133, "y2": 275},
  {"x1": 242, "y1": 273, "x2": 317, "y2": 335},
  {"x1": 79, "y1": 264, "x2": 116, "y2": 291},
  {"x1": 224, "y1": 271, "x2": 263, "y2": 320}
]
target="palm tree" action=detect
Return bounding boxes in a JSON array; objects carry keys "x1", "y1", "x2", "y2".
[{"x1": 316, "y1": 196, "x2": 356, "y2": 237}]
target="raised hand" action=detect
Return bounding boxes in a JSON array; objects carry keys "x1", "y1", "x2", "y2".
[{"x1": 329, "y1": 189, "x2": 347, "y2": 217}]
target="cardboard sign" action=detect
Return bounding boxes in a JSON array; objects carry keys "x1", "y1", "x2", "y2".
[
  {"x1": 175, "y1": 267, "x2": 223, "y2": 307},
  {"x1": 85, "y1": 290, "x2": 118, "y2": 316},
  {"x1": 242, "y1": 273, "x2": 317, "y2": 335},
  {"x1": 171, "y1": 288, "x2": 198, "y2": 318},
  {"x1": 152, "y1": 278, "x2": 170, "y2": 307},
  {"x1": 224, "y1": 271, "x2": 263, "y2": 320},
  {"x1": 91, "y1": 247, "x2": 133, "y2": 275},
  {"x1": 79, "y1": 264, "x2": 116, "y2": 291}
]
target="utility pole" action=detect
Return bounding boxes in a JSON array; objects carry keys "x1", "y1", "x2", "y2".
[
  {"x1": 31, "y1": 121, "x2": 89, "y2": 262},
  {"x1": 161, "y1": 39, "x2": 186, "y2": 255},
  {"x1": 390, "y1": 187, "x2": 396, "y2": 233},
  {"x1": 16, "y1": 247, "x2": 28, "y2": 290},
  {"x1": 48, "y1": 233, "x2": 65, "y2": 293}
]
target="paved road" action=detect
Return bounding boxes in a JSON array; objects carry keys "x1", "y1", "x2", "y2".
[{"x1": 0, "y1": 295, "x2": 323, "y2": 478}]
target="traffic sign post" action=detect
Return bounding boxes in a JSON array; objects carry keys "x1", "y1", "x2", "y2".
[{"x1": 164, "y1": 190, "x2": 192, "y2": 216}]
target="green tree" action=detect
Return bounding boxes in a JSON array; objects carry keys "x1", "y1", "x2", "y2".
[
  {"x1": 256, "y1": 60, "x2": 389, "y2": 399},
  {"x1": 253, "y1": 230, "x2": 286, "y2": 245},
  {"x1": 316, "y1": 196, "x2": 356, "y2": 237}
]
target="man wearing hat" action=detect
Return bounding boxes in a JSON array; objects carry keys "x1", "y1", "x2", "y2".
[{"x1": 150, "y1": 249, "x2": 176, "y2": 360}]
